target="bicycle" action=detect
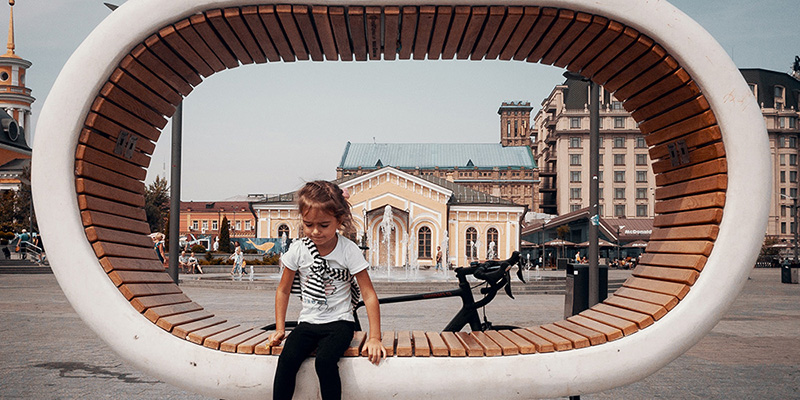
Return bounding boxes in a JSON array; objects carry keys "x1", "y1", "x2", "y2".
[{"x1": 264, "y1": 251, "x2": 525, "y2": 332}]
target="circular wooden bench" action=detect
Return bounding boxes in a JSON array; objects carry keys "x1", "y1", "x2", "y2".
[{"x1": 32, "y1": 1, "x2": 770, "y2": 398}]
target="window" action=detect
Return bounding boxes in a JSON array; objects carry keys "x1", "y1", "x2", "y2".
[
  {"x1": 791, "y1": 154, "x2": 798, "y2": 166},
  {"x1": 779, "y1": 136, "x2": 786, "y2": 148},
  {"x1": 598, "y1": 170, "x2": 604, "y2": 182},
  {"x1": 202, "y1": 220, "x2": 208, "y2": 231},
  {"x1": 792, "y1": 188, "x2": 798, "y2": 198},
  {"x1": 570, "y1": 204, "x2": 581, "y2": 212},
  {"x1": 611, "y1": 101, "x2": 623, "y2": 110},
  {"x1": 636, "y1": 137, "x2": 647, "y2": 148},
  {"x1": 278, "y1": 224, "x2": 290, "y2": 238},
  {"x1": 614, "y1": 205, "x2": 625, "y2": 217},
  {"x1": 780, "y1": 171, "x2": 786, "y2": 183},
  {"x1": 212, "y1": 220, "x2": 218, "y2": 230},
  {"x1": 614, "y1": 117, "x2": 625, "y2": 129},
  {"x1": 465, "y1": 228, "x2": 477, "y2": 259},
  {"x1": 613, "y1": 137, "x2": 625, "y2": 148},
  {"x1": 791, "y1": 136, "x2": 798, "y2": 148},
  {"x1": 236, "y1": 221, "x2": 241, "y2": 230},
  {"x1": 748, "y1": 83, "x2": 757, "y2": 97},
  {"x1": 781, "y1": 222, "x2": 787, "y2": 234},
  {"x1": 636, "y1": 154, "x2": 647, "y2": 165},
  {"x1": 192, "y1": 220, "x2": 198, "y2": 230},
  {"x1": 570, "y1": 137, "x2": 582, "y2": 148},
  {"x1": 570, "y1": 117, "x2": 581, "y2": 129},
  {"x1": 570, "y1": 171, "x2": 582, "y2": 183},
  {"x1": 636, "y1": 171, "x2": 647, "y2": 183},
  {"x1": 486, "y1": 228, "x2": 499, "y2": 259},
  {"x1": 791, "y1": 118, "x2": 797, "y2": 129},
  {"x1": 780, "y1": 154, "x2": 786, "y2": 166},
  {"x1": 792, "y1": 171, "x2": 798, "y2": 183},
  {"x1": 780, "y1": 117, "x2": 786, "y2": 129},
  {"x1": 614, "y1": 154, "x2": 625, "y2": 165},
  {"x1": 245, "y1": 220, "x2": 252, "y2": 230},
  {"x1": 614, "y1": 188, "x2": 625, "y2": 200},
  {"x1": 418, "y1": 226, "x2": 432, "y2": 259},
  {"x1": 614, "y1": 171, "x2": 625, "y2": 183},
  {"x1": 570, "y1": 154, "x2": 582, "y2": 166},
  {"x1": 570, "y1": 187, "x2": 582, "y2": 199},
  {"x1": 599, "y1": 137, "x2": 604, "y2": 148},
  {"x1": 775, "y1": 85, "x2": 785, "y2": 109},
  {"x1": 636, "y1": 205, "x2": 648, "y2": 217},
  {"x1": 636, "y1": 188, "x2": 648, "y2": 199}
]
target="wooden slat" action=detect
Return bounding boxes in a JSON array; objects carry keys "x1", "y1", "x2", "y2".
[
  {"x1": 121, "y1": 283, "x2": 181, "y2": 301},
  {"x1": 527, "y1": 9, "x2": 574, "y2": 63},
  {"x1": 159, "y1": 26, "x2": 215, "y2": 77},
  {"x1": 172, "y1": 316, "x2": 227, "y2": 339},
  {"x1": 92, "y1": 242, "x2": 155, "y2": 259},
  {"x1": 396, "y1": 331, "x2": 413, "y2": 357},
  {"x1": 328, "y1": 7, "x2": 352, "y2": 61},
  {"x1": 565, "y1": 20, "x2": 623, "y2": 73},
  {"x1": 413, "y1": 6, "x2": 435, "y2": 60},
  {"x1": 456, "y1": 6, "x2": 488, "y2": 60},
  {"x1": 566, "y1": 315, "x2": 624, "y2": 342},
  {"x1": 254, "y1": 331, "x2": 273, "y2": 355},
  {"x1": 645, "y1": 240, "x2": 714, "y2": 257},
  {"x1": 311, "y1": 6, "x2": 339, "y2": 61},
  {"x1": 130, "y1": 293, "x2": 191, "y2": 313},
  {"x1": 540, "y1": 11, "x2": 590, "y2": 65},
  {"x1": 344, "y1": 331, "x2": 366, "y2": 356},
  {"x1": 100, "y1": 257, "x2": 164, "y2": 273},
  {"x1": 614, "y1": 286, "x2": 679, "y2": 310},
  {"x1": 654, "y1": 208, "x2": 723, "y2": 228},
  {"x1": 412, "y1": 330, "x2": 430, "y2": 357},
  {"x1": 644, "y1": 111, "x2": 717, "y2": 148},
  {"x1": 205, "y1": 326, "x2": 253, "y2": 350},
  {"x1": 441, "y1": 6, "x2": 470, "y2": 59},
  {"x1": 554, "y1": 15, "x2": 608, "y2": 68},
  {"x1": 454, "y1": 331, "x2": 484, "y2": 356},
  {"x1": 654, "y1": 192, "x2": 726, "y2": 214},
  {"x1": 347, "y1": 7, "x2": 368, "y2": 61},
  {"x1": 619, "y1": 62, "x2": 686, "y2": 108},
  {"x1": 85, "y1": 226, "x2": 151, "y2": 247},
  {"x1": 440, "y1": 331, "x2": 466, "y2": 357},
  {"x1": 99, "y1": 82, "x2": 167, "y2": 130},
  {"x1": 524, "y1": 326, "x2": 572, "y2": 351},
  {"x1": 80, "y1": 123, "x2": 155, "y2": 164},
  {"x1": 108, "y1": 270, "x2": 173, "y2": 286},
  {"x1": 650, "y1": 125, "x2": 723, "y2": 160},
  {"x1": 427, "y1": 6, "x2": 452, "y2": 59},
  {"x1": 633, "y1": 265, "x2": 700, "y2": 285},
  {"x1": 631, "y1": 80, "x2": 703, "y2": 122},
  {"x1": 382, "y1": 7, "x2": 399, "y2": 60},
  {"x1": 552, "y1": 320, "x2": 606, "y2": 346},
  {"x1": 639, "y1": 253, "x2": 707, "y2": 270},
  {"x1": 365, "y1": 7, "x2": 382, "y2": 60},
  {"x1": 118, "y1": 55, "x2": 183, "y2": 107},
  {"x1": 604, "y1": 295, "x2": 668, "y2": 321},
  {"x1": 511, "y1": 327, "x2": 554, "y2": 353},
  {"x1": 205, "y1": 9, "x2": 253, "y2": 65},
  {"x1": 275, "y1": 5, "x2": 308, "y2": 61},
  {"x1": 173, "y1": 18, "x2": 227, "y2": 73},
  {"x1": 580, "y1": 26, "x2": 638, "y2": 78},
  {"x1": 220, "y1": 329, "x2": 265, "y2": 353},
  {"x1": 188, "y1": 321, "x2": 241, "y2": 345},
  {"x1": 130, "y1": 44, "x2": 193, "y2": 95},
  {"x1": 593, "y1": 303, "x2": 654, "y2": 329},
  {"x1": 77, "y1": 179, "x2": 144, "y2": 209},
  {"x1": 541, "y1": 323, "x2": 590, "y2": 349},
  {"x1": 76, "y1": 161, "x2": 145, "y2": 195},
  {"x1": 260, "y1": 5, "x2": 295, "y2": 62},
  {"x1": 144, "y1": 301, "x2": 203, "y2": 323},
  {"x1": 483, "y1": 330, "x2": 519, "y2": 355},
  {"x1": 241, "y1": 6, "x2": 281, "y2": 62},
  {"x1": 654, "y1": 157, "x2": 726, "y2": 187},
  {"x1": 156, "y1": 309, "x2": 214, "y2": 332},
  {"x1": 649, "y1": 224, "x2": 720, "y2": 241},
  {"x1": 76, "y1": 144, "x2": 147, "y2": 181},
  {"x1": 499, "y1": 7, "x2": 539, "y2": 61},
  {"x1": 513, "y1": 7, "x2": 556, "y2": 61},
  {"x1": 81, "y1": 210, "x2": 150, "y2": 234},
  {"x1": 108, "y1": 67, "x2": 178, "y2": 115},
  {"x1": 470, "y1": 331, "x2": 503, "y2": 356},
  {"x1": 381, "y1": 331, "x2": 395, "y2": 357},
  {"x1": 593, "y1": 35, "x2": 655, "y2": 86},
  {"x1": 579, "y1": 309, "x2": 638, "y2": 336},
  {"x1": 237, "y1": 331, "x2": 271, "y2": 354},
  {"x1": 606, "y1": 44, "x2": 669, "y2": 95},
  {"x1": 224, "y1": 7, "x2": 268, "y2": 64},
  {"x1": 78, "y1": 195, "x2": 146, "y2": 221},
  {"x1": 470, "y1": 6, "x2": 505, "y2": 60},
  {"x1": 426, "y1": 332, "x2": 449, "y2": 356},
  {"x1": 496, "y1": 330, "x2": 536, "y2": 354},
  {"x1": 398, "y1": 6, "x2": 417, "y2": 60},
  {"x1": 624, "y1": 276, "x2": 690, "y2": 299},
  {"x1": 485, "y1": 6, "x2": 523, "y2": 60},
  {"x1": 641, "y1": 98, "x2": 712, "y2": 137},
  {"x1": 143, "y1": 34, "x2": 203, "y2": 86},
  {"x1": 652, "y1": 143, "x2": 726, "y2": 175}
]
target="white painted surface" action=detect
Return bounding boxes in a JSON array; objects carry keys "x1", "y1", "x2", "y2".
[{"x1": 32, "y1": 0, "x2": 770, "y2": 398}]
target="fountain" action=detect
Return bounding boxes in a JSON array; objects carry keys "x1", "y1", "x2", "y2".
[
  {"x1": 280, "y1": 232, "x2": 288, "y2": 253},
  {"x1": 405, "y1": 232, "x2": 419, "y2": 280},
  {"x1": 439, "y1": 231, "x2": 449, "y2": 277},
  {"x1": 379, "y1": 205, "x2": 394, "y2": 279},
  {"x1": 487, "y1": 241, "x2": 496, "y2": 261}
]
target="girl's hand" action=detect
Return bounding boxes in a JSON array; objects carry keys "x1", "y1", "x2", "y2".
[
  {"x1": 268, "y1": 330, "x2": 285, "y2": 346},
  {"x1": 364, "y1": 337, "x2": 386, "y2": 365}
]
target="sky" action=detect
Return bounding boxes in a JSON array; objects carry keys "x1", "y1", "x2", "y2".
[{"x1": 12, "y1": 0, "x2": 800, "y2": 200}]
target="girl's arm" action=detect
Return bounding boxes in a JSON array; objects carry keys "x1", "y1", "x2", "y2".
[
  {"x1": 355, "y1": 270, "x2": 386, "y2": 365},
  {"x1": 268, "y1": 265, "x2": 295, "y2": 345}
]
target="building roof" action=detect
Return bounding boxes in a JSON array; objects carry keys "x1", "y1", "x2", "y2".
[
  {"x1": 739, "y1": 68, "x2": 800, "y2": 110},
  {"x1": 338, "y1": 142, "x2": 536, "y2": 170},
  {"x1": 181, "y1": 201, "x2": 253, "y2": 214}
]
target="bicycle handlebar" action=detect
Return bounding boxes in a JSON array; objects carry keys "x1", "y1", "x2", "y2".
[{"x1": 455, "y1": 251, "x2": 523, "y2": 299}]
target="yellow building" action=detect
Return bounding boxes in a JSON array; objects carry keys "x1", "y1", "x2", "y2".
[{"x1": 253, "y1": 167, "x2": 526, "y2": 268}]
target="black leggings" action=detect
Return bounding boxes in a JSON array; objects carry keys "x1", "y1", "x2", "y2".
[{"x1": 273, "y1": 320, "x2": 355, "y2": 400}]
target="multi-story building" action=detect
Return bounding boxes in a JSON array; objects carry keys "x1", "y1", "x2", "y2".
[
  {"x1": 533, "y1": 77, "x2": 654, "y2": 218},
  {"x1": 179, "y1": 201, "x2": 257, "y2": 248},
  {"x1": 336, "y1": 101, "x2": 539, "y2": 210}
]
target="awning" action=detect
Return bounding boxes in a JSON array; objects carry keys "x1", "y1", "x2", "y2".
[
  {"x1": 521, "y1": 240, "x2": 539, "y2": 248},
  {"x1": 543, "y1": 239, "x2": 576, "y2": 247},
  {"x1": 622, "y1": 240, "x2": 648, "y2": 248},
  {"x1": 576, "y1": 239, "x2": 617, "y2": 247}
]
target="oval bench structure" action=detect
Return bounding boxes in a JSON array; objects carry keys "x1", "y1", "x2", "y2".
[{"x1": 32, "y1": 0, "x2": 770, "y2": 398}]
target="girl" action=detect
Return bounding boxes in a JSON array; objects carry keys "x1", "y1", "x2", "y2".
[
  {"x1": 268, "y1": 180, "x2": 385, "y2": 400},
  {"x1": 151, "y1": 232, "x2": 166, "y2": 269},
  {"x1": 229, "y1": 244, "x2": 243, "y2": 281}
]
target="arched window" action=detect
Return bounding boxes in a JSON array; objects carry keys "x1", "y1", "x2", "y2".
[
  {"x1": 465, "y1": 227, "x2": 477, "y2": 259},
  {"x1": 278, "y1": 224, "x2": 290, "y2": 238},
  {"x1": 486, "y1": 228, "x2": 498, "y2": 259},
  {"x1": 418, "y1": 226, "x2": 432, "y2": 259}
]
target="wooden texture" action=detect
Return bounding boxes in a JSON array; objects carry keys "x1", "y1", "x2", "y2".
[
  {"x1": 219, "y1": 329, "x2": 265, "y2": 353},
  {"x1": 172, "y1": 316, "x2": 226, "y2": 339},
  {"x1": 541, "y1": 323, "x2": 590, "y2": 348},
  {"x1": 512, "y1": 327, "x2": 554, "y2": 352},
  {"x1": 623, "y1": 277, "x2": 690, "y2": 299},
  {"x1": 604, "y1": 295, "x2": 668, "y2": 321},
  {"x1": 396, "y1": 331, "x2": 413, "y2": 357},
  {"x1": 426, "y1": 332, "x2": 449, "y2": 356},
  {"x1": 525, "y1": 326, "x2": 572, "y2": 351},
  {"x1": 440, "y1": 331, "x2": 466, "y2": 357},
  {"x1": 412, "y1": 330, "x2": 430, "y2": 357},
  {"x1": 614, "y1": 286, "x2": 679, "y2": 310},
  {"x1": 205, "y1": 326, "x2": 254, "y2": 350},
  {"x1": 344, "y1": 331, "x2": 366, "y2": 356},
  {"x1": 144, "y1": 302, "x2": 204, "y2": 323},
  {"x1": 120, "y1": 283, "x2": 182, "y2": 301},
  {"x1": 579, "y1": 309, "x2": 638, "y2": 336},
  {"x1": 236, "y1": 331, "x2": 271, "y2": 354},
  {"x1": 188, "y1": 322, "x2": 240, "y2": 345},
  {"x1": 566, "y1": 315, "x2": 624, "y2": 341},
  {"x1": 470, "y1": 331, "x2": 503, "y2": 356},
  {"x1": 78, "y1": 194, "x2": 146, "y2": 221},
  {"x1": 552, "y1": 320, "x2": 606, "y2": 346},
  {"x1": 108, "y1": 270, "x2": 173, "y2": 287},
  {"x1": 454, "y1": 331, "x2": 484, "y2": 357},
  {"x1": 633, "y1": 264, "x2": 700, "y2": 285},
  {"x1": 483, "y1": 330, "x2": 520, "y2": 355},
  {"x1": 156, "y1": 309, "x2": 215, "y2": 332},
  {"x1": 496, "y1": 330, "x2": 537, "y2": 354},
  {"x1": 129, "y1": 293, "x2": 191, "y2": 313}
]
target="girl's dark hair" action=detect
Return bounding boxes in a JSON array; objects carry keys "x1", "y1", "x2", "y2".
[{"x1": 297, "y1": 181, "x2": 355, "y2": 238}]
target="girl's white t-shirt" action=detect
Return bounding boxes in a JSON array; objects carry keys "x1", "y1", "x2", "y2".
[{"x1": 281, "y1": 235, "x2": 369, "y2": 324}]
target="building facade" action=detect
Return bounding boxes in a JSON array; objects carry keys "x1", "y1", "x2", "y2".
[{"x1": 179, "y1": 201, "x2": 257, "y2": 248}]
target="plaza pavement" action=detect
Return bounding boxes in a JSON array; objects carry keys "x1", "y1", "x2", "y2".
[{"x1": 0, "y1": 266, "x2": 797, "y2": 399}]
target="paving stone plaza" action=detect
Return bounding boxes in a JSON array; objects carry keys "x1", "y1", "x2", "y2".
[{"x1": 1, "y1": 266, "x2": 797, "y2": 399}]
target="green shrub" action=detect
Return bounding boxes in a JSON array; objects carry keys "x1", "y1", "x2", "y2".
[{"x1": 190, "y1": 244, "x2": 206, "y2": 253}]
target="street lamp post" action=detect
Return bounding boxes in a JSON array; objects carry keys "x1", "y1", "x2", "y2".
[{"x1": 617, "y1": 224, "x2": 626, "y2": 261}]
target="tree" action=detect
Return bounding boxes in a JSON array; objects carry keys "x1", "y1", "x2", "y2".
[
  {"x1": 556, "y1": 225, "x2": 570, "y2": 240},
  {"x1": 218, "y1": 216, "x2": 231, "y2": 253},
  {"x1": 0, "y1": 167, "x2": 35, "y2": 234},
  {"x1": 145, "y1": 176, "x2": 169, "y2": 234}
]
